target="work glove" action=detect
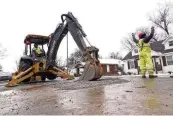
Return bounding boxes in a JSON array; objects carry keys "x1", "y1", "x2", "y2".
[
  {"x1": 151, "y1": 26, "x2": 155, "y2": 31},
  {"x1": 132, "y1": 33, "x2": 135, "y2": 37},
  {"x1": 150, "y1": 26, "x2": 155, "y2": 34}
]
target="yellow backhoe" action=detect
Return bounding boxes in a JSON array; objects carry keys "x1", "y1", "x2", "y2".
[{"x1": 6, "y1": 12, "x2": 103, "y2": 87}]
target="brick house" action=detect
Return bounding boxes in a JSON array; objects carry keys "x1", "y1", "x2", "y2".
[{"x1": 99, "y1": 59, "x2": 124, "y2": 76}]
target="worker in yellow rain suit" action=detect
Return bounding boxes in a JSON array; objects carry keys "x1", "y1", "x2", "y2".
[
  {"x1": 32, "y1": 43, "x2": 43, "y2": 57},
  {"x1": 132, "y1": 27, "x2": 157, "y2": 78}
]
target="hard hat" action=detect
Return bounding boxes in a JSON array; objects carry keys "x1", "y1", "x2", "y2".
[{"x1": 138, "y1": 32, "x2": 146, "y2": 39}]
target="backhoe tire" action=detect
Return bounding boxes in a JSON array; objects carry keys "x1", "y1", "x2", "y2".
[
  {"x1": 20, "y1": 61, "x2": 31, "y2": 71},
  {"x1": 41, "y1": 76, "x2": 46, "y2": 81},
  {"x1": 47, "y1": 74, "x2": 57, "y2": 80},
  {"x1": 20, "y1": 61, "x2": 32, "y2": 82}
]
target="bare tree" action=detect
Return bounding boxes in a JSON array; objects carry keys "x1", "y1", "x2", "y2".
[
  {"x1": 67, "y1": 48, "x2": 83, "y2": 67},
  {"x1": 0, "y1": 43, "x2": 7, "y2": 60},
  {"x1": 149, "y1": 1, "x2": 173, "y2": 35},
  {"x1": 135, "y1": 27, "x2": 159, "y2": 42},
  {"x1": 0, "y1": 43, "x2": 7, "y2": 71},
  {"x1": 98, "y1": 54, "x2": 103, "y2": 59},
  {"x1": 67, "y1": 55, "x2": 75, "y2": 67},
  {"x1": 55, "y1": 56, "x2": 63, "y2": 67},
  {"x1": 12, "y1": 59, "x2": 20, "y2": 72},
  {"x1": 121, "y1": 33, "x2": 137, "y2": 51},
  {"x1": 109, "y1": 52, "x2": 122, "y2": 60},
  {"x1": 15, "y1": 60, "x2": 20, "y2": 70},
  {"x1": 0, "y1": 64, "x2": 2, "y2": 72},
  {"x1": 121, "y1": 26, "x2": 162, "y2": 51},
  {"x1": 73, "y1": 48, "x2": 83, "y2": 61}
]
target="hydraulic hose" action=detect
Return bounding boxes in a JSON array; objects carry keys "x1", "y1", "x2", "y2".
[{"x1": 61, "y1": 14, "x2": 73, "y2": 23}]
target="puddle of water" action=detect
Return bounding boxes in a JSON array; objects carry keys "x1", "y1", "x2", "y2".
[
  {"x1": 55, "y1": 86, "x2": 106, "y2": 114},
  {"x1": 145, "y1": 96, "x2": 160, "y2": 109},
  {"x1": 143, "y1": 79, "x2": 156, "y2": 88},
  {"x1": 142, "y1": 79, "x2": 161, "y2": 109}
]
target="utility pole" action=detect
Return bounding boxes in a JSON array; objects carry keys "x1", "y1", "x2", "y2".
[{"x1": 67, "y1": 32, "x2": 69, "y2": 74}]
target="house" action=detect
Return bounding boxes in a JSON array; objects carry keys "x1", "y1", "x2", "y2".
[
  {"x1": 68, "y1": 59, "x2": 125, "y2": 76},
  {"x1": 123, "y1": 36, "x2": 173, "y2": 74},
  {"x1": 99, "y1": 59, "x2": 124, "y2": 76}
]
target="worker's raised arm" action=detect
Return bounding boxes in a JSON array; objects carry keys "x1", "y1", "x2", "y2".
[
  {"x1": 132, "y1": 33, "x2": 138, "y2": 43},
  {"x1": 143, "y1": 27, "x2": 154, "y2": 43}
]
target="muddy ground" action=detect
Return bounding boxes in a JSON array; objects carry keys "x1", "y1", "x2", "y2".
[{"x1": 0, "y1": 76, "x2": 173, "y2": 115}]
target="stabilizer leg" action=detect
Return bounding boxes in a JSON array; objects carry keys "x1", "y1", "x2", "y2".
[
  {"x1": 6, "y1": 67, "x2": 34, "y2": 87},
  {"x1": 49, "y1": 67, "x2": 73, "y2": 80}
]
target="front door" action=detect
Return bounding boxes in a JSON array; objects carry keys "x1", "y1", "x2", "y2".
[
  {"x1": 154, "y1": 57, "x2": 163, "y2": 74},
  {"x1": 155, "y1": 58, "x2": 162, "y2": 71}
]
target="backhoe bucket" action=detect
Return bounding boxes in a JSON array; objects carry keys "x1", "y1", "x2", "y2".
[{"x1": 78, "y1": 61, "x2": 103, "y2": 81}]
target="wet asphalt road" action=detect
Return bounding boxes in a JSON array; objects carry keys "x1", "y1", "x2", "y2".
[{"x1": 0, "y1": 76, "x2": 173, "y2": 115}]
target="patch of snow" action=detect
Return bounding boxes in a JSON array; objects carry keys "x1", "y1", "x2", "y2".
[{"x1": 99, "y1": 58, "x2": 124, "y2": 65}]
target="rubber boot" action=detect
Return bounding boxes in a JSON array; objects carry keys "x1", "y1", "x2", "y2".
[
  {"x1": 142, "y1": 75, "x2": 146, "y2": 78},
  {"x1": 149, "y1": 75, "x2": 158, "y2": 78}
]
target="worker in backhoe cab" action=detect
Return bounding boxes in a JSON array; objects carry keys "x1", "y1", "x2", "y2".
[
  {"x1": 32, "y1": 43, "x2": 43, "y2": 57},
  {"x1": 132, "y1": 27, "x2": 157, "y2": 78}
]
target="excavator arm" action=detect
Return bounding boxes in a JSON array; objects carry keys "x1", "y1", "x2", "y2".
[{"x1": 47, "y1": 12, "x2": 103, "y2": 81}]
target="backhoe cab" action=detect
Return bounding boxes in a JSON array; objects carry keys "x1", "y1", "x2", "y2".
[
  {"x1": 24, "y1": 34, "x2": 48, "y2": 57},
  {"x1": 6, "y1": 34, "x2": 72, "y2": 87}
]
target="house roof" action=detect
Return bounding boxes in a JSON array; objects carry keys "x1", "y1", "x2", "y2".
[
  {"x1": 162, "y1": 48, "x2": 173, "y2": 53},
  {"x1": 123, "y1": 40, "x2": 165, "y2": 60},
  {"x1": 123, "y1": 52, "x2": 139, "y2": 60},
  {"x1": 150, "y1": 40, "x2": 165, "y2": 52},
  {"x1": 99, "y1": 59, "x2": 124, "y2": 65}
]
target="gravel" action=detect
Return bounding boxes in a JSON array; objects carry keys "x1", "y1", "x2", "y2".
[{"x1": 46, "y1": 76, "x2": 129, "y2": 90}]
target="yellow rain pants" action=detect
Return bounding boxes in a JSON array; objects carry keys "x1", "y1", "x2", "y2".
[{"x1": 138, "y1": 39, "x2": 154, "y2": 76}]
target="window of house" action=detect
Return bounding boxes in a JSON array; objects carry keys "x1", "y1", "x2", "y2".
[
  {"x1": 169, "y1": 41, "x2": 173, "y2": 46},
  {"x1": 166, "y1": 55, "x2": 173, "y2": 65},
  {"x1": 129, "y1": 61, "x2": 135, "y2": 69},
  {"x1": 106, "y1": 65, "x2": 110, "y2": 72}
]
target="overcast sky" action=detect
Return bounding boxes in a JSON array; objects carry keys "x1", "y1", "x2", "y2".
[{"x1": 0, "y1": 0, "x2": 166, "y2": 72}]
